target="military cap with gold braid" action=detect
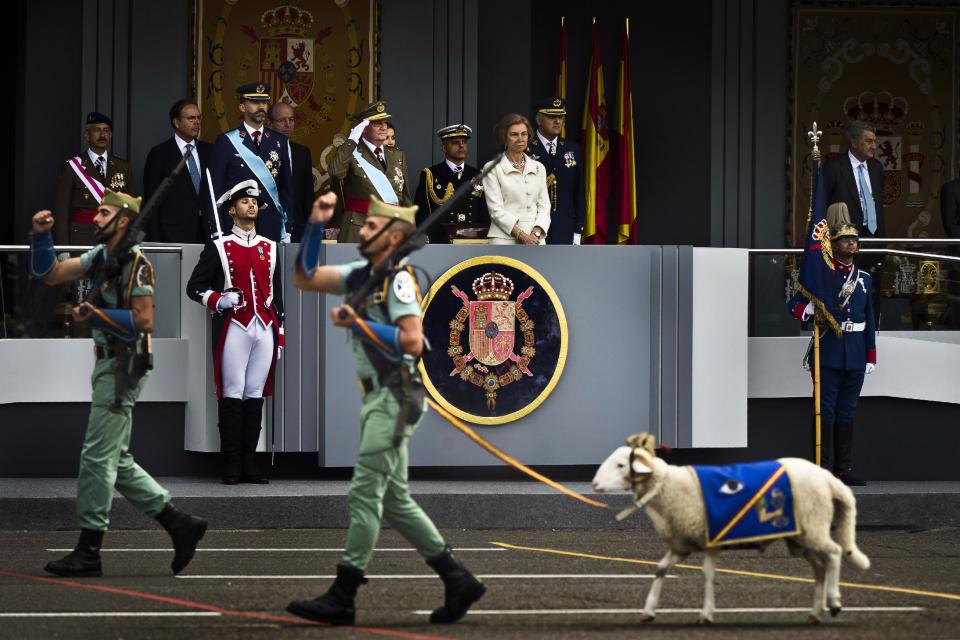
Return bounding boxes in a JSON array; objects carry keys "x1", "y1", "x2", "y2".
[
  {"x1": 437, "y1": 124, "x2": 472, "y2": 140},
  {"x1": 237, "y1": 82, "x2": 271, "y2": 102},
  {"x1": 534, "y1": 97, "x2": 567, "y2": 116},
  {"x1": 368, "y1": 195, "x2": 417, "y2": 226},
  {"x1": 832, "y1": 223, "x2": 860, "y2": 240},
  {"x1": 350, "y1": 100, "x2": 391, "y2": 123},
  {"x1": 102, "y1": 189, "x2": 142, "y2": 217}
]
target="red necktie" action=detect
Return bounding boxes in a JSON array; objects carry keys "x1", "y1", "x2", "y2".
[
  {"x1": 251, "y1": 130, "x2": 261, "y2": 147},
  {"x1": 375, "y1": 147, "x2": 386, "y2": 171}
]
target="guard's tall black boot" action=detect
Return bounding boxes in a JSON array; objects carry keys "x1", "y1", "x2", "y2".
[
  {"x1": 834, "y1": 421, "x2": 866, "y2": 486},
  {"x1": 287, "y1": 564, "x2": 368, "y2": 625},
  {"x1": 155, "y1": 502, "x2": 208, "y2": 575},
  {"x1": 426, "y1": 546, "x2": 486, "y2": 624},
  {"x1": 240, "y1": 397, "x2": 268, "y2": 484},
  {"x1": 218, "y1": 398, "x2": 243, "y2": 484},
  {"x1": 44, "y1": 528, "x2": 103, "y2": 577},
  {"x1": 811, "y1": 416, "x2": 834, "y2": 471}
]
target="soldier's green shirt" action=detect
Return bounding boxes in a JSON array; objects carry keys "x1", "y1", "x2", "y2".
[
  {"x1": 335, "y1": 259, "x2": 421, "y2": 380},
  {"x1": 79, "y1": 244, "x2": 155, "y2": 346}
]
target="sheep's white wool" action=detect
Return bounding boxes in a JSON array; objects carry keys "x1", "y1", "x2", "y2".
[{"x1": 592, "y1": 446, "x2": 870, "y2": 623}]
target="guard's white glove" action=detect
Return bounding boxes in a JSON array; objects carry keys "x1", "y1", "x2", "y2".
[
  {"x1": 865, "y1": 362, "x2": 875, "y2": 375},
  {"x1": 572, "y1": 233, "x2": 582, "y2": 246},
  {"x1": 348, "y1": 119, "x2": 370, "y2": 143},
  {"x1": 217, "y1": 291, "x2": 240, "y2": 311},
  {"x1": 801, "y1": 301, "x2": 814, "y2": 321}
]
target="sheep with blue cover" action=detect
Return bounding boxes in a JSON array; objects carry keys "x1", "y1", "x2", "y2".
[{"x1": 591, "y1": 433, "x2": 870, "y2": 624}]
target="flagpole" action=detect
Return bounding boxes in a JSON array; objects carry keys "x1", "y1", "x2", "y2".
[{"x1": 807, "y1": 122, "x2": 823, "y2": 467}]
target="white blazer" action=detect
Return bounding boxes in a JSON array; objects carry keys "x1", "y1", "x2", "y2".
[{"x1": 482, "y1": 153, "x2": 551, "y2": 241}]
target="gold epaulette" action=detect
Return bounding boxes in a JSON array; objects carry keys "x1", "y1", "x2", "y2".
[{"x1": 424, "y1": 168, "x2": 456, "y2": 206}]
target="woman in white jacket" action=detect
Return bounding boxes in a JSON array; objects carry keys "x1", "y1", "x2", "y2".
[{"x1": 482, "y1": 113, "x2": 551, "y2": 245}]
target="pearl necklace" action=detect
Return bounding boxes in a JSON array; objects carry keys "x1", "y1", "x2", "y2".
[{"x1": 509, "y1": 155, "x2": 526, "y2": 171}]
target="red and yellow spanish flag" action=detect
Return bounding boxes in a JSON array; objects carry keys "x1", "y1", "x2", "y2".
[
  {"x1": 613, "y1": 20, "x2": 638, "y2": 244},
  {"x1": 580, "y1": 19, "x2": 611, "y2": 245},
  {"x1": 556, "y1": 17, "x2": 568, "y2": 138}
]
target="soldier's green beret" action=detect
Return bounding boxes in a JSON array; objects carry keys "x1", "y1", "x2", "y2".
[
  {"x1": 350, "y1": 100, "x2": 391, "y2": 123},
  {"x1": 368, "y1": 196, "x2": 417, "y2": 226},
  {"x1": 102, "y1": 189, "x2": 142, "y2": 217}
]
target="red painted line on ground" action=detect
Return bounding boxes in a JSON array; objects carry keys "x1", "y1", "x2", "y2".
[{"x1": 0, "y1": 569, "x2": 449, "y2": 640}]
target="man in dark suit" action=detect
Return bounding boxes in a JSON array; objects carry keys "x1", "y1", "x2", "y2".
[
  {"x1": 940, "y1": 177, "x2": 960, "y2": 238},
  {"x1": 328, "y1": 101, "x2": 412, "y2": 243},
  {"x1": 54, "y1": 112, "x2": 136, "y2": 245},
  {"x1": 267, "y1": 102, "x2": 315, "y2": 242},
  {"x1": 414, "y1": 124, "x2": 489, "y2": 243},
  {"x1": 822, "y1": 120, "x2": 885, "y2": 237},
  {"x1": 210, "y1": 83, "x2": 294, "y2": 243},
  {"x1": 143, "y1": 100, "x2": 214, "y2": 244},
  {"x1": 526, "y1": 98, "x2": 585, "y2": 245}
]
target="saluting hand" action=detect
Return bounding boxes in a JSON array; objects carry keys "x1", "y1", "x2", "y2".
[
  {"x1": 310, "y1": 191, "x2": 338, "y2": 224},
  {"x1": 32, "y1": 210, "x2": 55, "y2": 234},
  {"x1": 331, "y1": 303, "x2": 357, "y2": 328}
]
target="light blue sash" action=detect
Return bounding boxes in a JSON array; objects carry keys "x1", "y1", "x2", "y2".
[
  {"x1": 352, "y1": 146, "x2": 399, "y2": 205},
  {"x1": 226, "y1": 130, "x2": 289, "y2": 234}
]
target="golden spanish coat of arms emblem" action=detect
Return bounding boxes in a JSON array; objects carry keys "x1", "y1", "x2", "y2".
[{"x1": 420, "y1": 256, "x2": 568, "y2": 425}]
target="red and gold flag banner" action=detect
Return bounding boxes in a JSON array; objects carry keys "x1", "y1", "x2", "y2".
[
  {"x1": 580, "y1": 19, "x2": 611, "y2": 245},
  {"x1": 613, "y1": 20, "x2": 637, "y2": 245},
  {"x1": 195, "y1": 1, "x2": 377, "y2": 194},
  {"x1": 556, "y1": 17, "x2": 568, "y2": 139}
]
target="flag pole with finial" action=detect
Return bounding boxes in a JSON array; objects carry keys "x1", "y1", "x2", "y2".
[{"x1": 807, "y1": 121, "x2": 824, "y2": 467}]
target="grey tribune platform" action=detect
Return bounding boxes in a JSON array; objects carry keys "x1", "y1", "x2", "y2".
[{"x1": 1, "y1": 479, "x2": 958, "y2": 531}]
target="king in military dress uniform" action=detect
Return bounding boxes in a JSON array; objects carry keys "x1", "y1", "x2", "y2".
[
  {"x1": 414, "y1": 124, "x2": 490, "y2": 243},
  {"x1": 788, "y1": 223, "x2": 876, "y2": 486},
  {"x1": 210, "y1": 83, "x2": 294, "y2": 243},
  {"x1": 29, "y1": 192, "x2": 207, "y2": 578},
  {"x1": 526, "y1": 98, "x2": 585, "y2": 245},
  {"x1": 54, "y1": 112, "x2": 136, "y2": 246},
  {"x1": 186, "y1": 180, "x2": 284, "y2": 484},
  {"x1": 287, "y1": 192, "x2": 485, "y2": 626},
  {"x1": 328, "y1": 101, "x2": 413, "y2": 243}
]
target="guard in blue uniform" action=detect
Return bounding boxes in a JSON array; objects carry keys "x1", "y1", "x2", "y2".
[
  {"x1": 525, "y1": 97, "x2": 585, "y2": 245},
  {"x1": 788, "y1": 223, "x2": 876, "y2": 486},
  {"x1": 210, "y1": 82, "x2": 294, "y2": 243}
]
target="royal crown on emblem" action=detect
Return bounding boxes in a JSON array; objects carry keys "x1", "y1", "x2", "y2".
[
  {"x1": 472, "y1": 272, "x2": 514, "y2": 301},
  {"x1": 260, "y1": 5, "x2": 314, "y2": 37},
  {"x1": 843, "y1": 91, "x2": 907, "y2": 132}
]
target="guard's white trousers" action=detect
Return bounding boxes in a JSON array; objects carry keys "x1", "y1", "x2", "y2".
[{"x1": 221, "y1": 319, "x2": 274, "y2": 400}]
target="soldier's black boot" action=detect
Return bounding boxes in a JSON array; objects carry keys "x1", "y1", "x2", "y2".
[
  {"x1": 833, "y1": 421, "x2": 866, "y2": 486},
  {"x1": 286, "y1": 563, "x2": 367, "y2": 625},
  {"x1": 811, "y1": 417, "x2": 834, "y2": 471},
  {"x1": 218, "y1": 398, "x2": 243, "y2": 484},
  {"x1": 155, "y1": 503, "x2": 208, "y2": 574},
  {"x1": 44, "y1": 528, "x2": 103, "y2": 577},
  {"x1": 240, "y1": 397, "x2": 268, "y2": 484},
  {"x1": 426, "y1": 546, "x2": 486, "y2": 624}
]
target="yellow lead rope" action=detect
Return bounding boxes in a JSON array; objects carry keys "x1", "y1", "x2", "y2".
[{"x1": 425, "y1": 398, "x2": 608, "y2": 509}]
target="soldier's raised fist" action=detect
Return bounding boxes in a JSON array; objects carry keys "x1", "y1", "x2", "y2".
[
  {"x1": 32, "y1": 210, "x2": 55, "y2": 233},
  {"x1": 310, "y1": 192, "x2": 338, "y2": 224}
]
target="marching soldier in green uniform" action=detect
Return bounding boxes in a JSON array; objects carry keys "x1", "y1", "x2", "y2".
[
  {"x1": 328, "y1": 101, "x2": 413, "y2": 243},
  {"x1": 54, "y1": 112, "x2": 136, "y2": 246},
  {"x1": 414, "y1": 124, "x2": 490, "y2": 243},
  {"x1": 29, "y1": 191, "x2": 207, "y2": 578},
  {"x1": 288, "y1": 192, "x2": 485, "y2": 626}
]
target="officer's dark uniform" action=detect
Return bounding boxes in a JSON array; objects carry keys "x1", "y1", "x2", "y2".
[
  {"x1": 210, "y1": 82, "x2": 294, "y2": 242},
  {"x1": 413, "y1": 124, "x2": 490, "y2": 243},
  {"x1": 788, "y1": 223, "x2": 876, "y2": 485},
  {"x1": 526, "y1": 98, "x2": 585, "y2": 245}
]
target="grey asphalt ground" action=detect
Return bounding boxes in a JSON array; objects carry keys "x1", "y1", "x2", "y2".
[{"x1": 1, "y1": 527, "x2": 958, "y2": 640}]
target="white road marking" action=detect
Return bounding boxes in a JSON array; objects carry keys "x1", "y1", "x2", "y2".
[
  {"x1": 176, "y1": 573, "x2": 674, "y2": 580},
  {"x1": 411, "y1": 606, "x2": 925, "y2": 616},
  {"x1": 0, "y1": 612, "x2": 223, "y2": 618},
  {"x1": 45, "y1": 547, "x2": 506, "y2": 553}
]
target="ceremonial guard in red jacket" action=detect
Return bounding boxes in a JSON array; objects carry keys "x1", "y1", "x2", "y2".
[{"x1": 187, "y1": 180, "x2": 284, "y2": 484}]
